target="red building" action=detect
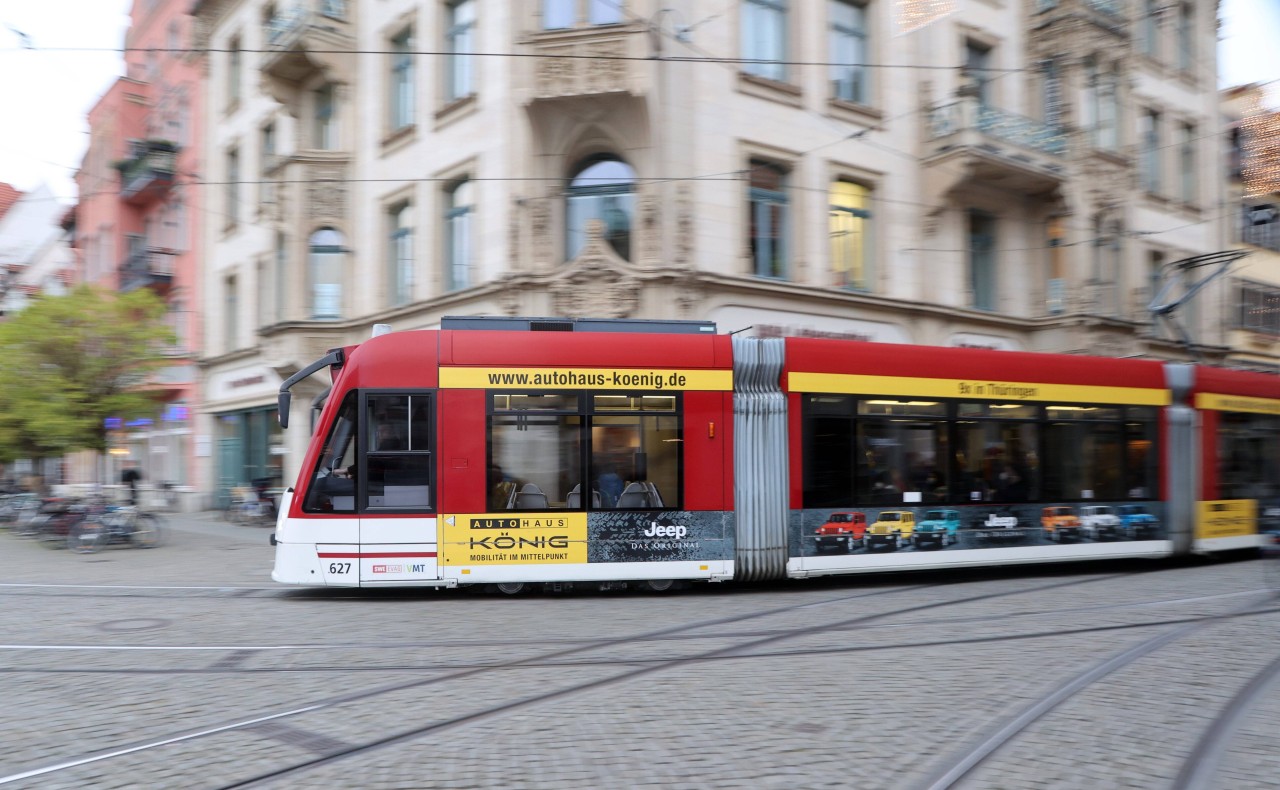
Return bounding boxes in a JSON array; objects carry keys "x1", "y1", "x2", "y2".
[{"x1": 72, "y1": 0, "x2": 203, "y2": 495}]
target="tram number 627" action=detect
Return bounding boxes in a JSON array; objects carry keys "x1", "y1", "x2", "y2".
[{"x1": 328, "y1": 562, "x2": 352, "y2": 574}]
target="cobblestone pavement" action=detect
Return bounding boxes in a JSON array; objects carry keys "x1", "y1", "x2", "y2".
[{"x1": 0, "y1": 513, "x2": 1277, "y2": 789}]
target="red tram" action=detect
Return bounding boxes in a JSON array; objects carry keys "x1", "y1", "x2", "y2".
[{"x1": 271, "y1": 317, "x2": 1275, "y2": 590}]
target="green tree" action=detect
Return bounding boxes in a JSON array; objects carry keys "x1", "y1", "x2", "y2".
[{"x1": 0, "y1": 286, "x2": 176, "y2": 472}]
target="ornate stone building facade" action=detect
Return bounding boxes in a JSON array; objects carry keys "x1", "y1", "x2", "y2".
[{"x1": 191, "y1": 0, "x2": 1229, "y2": 491}]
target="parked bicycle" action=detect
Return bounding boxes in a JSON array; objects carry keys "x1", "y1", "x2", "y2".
[{"x1": 67, "y1": 505, "x2": 166, "y2": 553}]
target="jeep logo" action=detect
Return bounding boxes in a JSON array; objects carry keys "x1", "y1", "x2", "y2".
[
  {"x1": 644, "y1": 522, "x2": 688, "y2": 540},
  {"x1": 985, "y1": 515, "x2": 1018, "y2": 528}
]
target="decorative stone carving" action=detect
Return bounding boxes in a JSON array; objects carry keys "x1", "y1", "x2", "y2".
[
  {"x1": 638, "y1": 186, "x2": 660, "y2": 266},
  {"x1": 307, "y1": 164, "x2": 346, "y2": 219},
  {"x1": 551, "y1": 220, "x2": 641, "y2": 318},
  {"x1": 674, "y1": 183, "x2": 693, "y2": 266},
  {"x1": 530, "y1": 197, "x2": 552, "y2": 270},
  {"x1": 673, "y1": 277, "x2": 705, "y2": 318},
  {"x1": 496, "y1": 277, "x2": 523, "y2": 316},
  {"x1": 533, "y1": 38, "x2": 628, "y2": 98}
]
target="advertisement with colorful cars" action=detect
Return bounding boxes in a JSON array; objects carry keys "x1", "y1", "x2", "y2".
[{"x1": 794, "y1": 502, "x2": 1171, "y2": 556}]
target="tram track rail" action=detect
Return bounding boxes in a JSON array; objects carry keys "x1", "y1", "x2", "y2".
[
  {"x1": 0, "y1": 572, "x2": 1126, "y2": 787},
  {"x1": 3, "y1": 600, "x2": 1277, "y2": 678},
  {"x1": 917, "y1": 590, "x2": 1280, "y2": 790}
]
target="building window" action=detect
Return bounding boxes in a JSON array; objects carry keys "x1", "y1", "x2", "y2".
[
  {"x1": 225, "y1": 146, "x2": 240, "y2": 228},
  {"x1": 314, "y1": 84, "x2": 337, "y2": 149},
  {"x1": 227, "y1": 35, "x2": 241, "y2": 108},
  {"x1": 447, "y1": 1, "x2": 475, "y2": 101},
  {"x1": 749, "y1": 160, "x2": 788, "y2": 279},
  {"x1": 1149, "y1": 251, "x2": 1165, "y2": 306},
  {"x1": 968, "y1": 210, "x2": 996, "y2": 311},
  {"x1": 829, "y1": 1, "x2": 867, "y2": 104},
  {"x1": 1140, "y1": 109, "x2": 1161, "y2": 194},
  {"x1": 742, "y1": 0, "x2": 788, "y2": 82},
  {"x1": 829, "y1": 180, "x2": 871, "y2": 290},
  {"x1": 1140, "y1": 0, "x2": 1159, "y2": 59},
  {"x1": 390, "y1": 28, "x2": 414, "y2": 131},
  {"x1": 1179, "y1": 123, "x2": 1196, "y2": 204},
  {"x1": 1041, "y1": 58, "x2": 1062, "y2": 130},
  {"x1": 445, "y1": 179, "x2": 473, "y2": 291},
  {"x1": 309, "y1": 227, "x2": 345, "y2": 319},
  {"x1": 260, "y1": 122, "x2": 276, "y2": 207},
  {"x1": 389, "y1": 202, "x2": 413, "y2": 306},
  {"x1": 225, "y1": 275, "x2": 238, "y2": 351},
  {"x1": 274, "y1": 231, "x2": 287, "y2": 322},
  {"x1": 1090, "y1": 63, "x2": 1119, "y2": 151},
  {"x1": 543, "y1": 0, "x2": 621, "y2": 29},
  {"x1": 964, "y1": 41, "x2": 992, "y2": 107},
  {"x1": 1240, "y1": 280, "x2": 1280, "y2": 335},
  {"x1": 1176, "y1": 2, "x2": 1193, "y2": 72},
  {"x1": 567, "y1": 157, "x2": 634, "y2": 261}
]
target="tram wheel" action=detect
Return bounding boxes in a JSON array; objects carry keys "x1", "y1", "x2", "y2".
[
  {"x1": 643, "y1": 579, "x2": 675, "y2": 593},
  {"x1": 495, "y1": 582, "x2": 526, "y2": 595}
]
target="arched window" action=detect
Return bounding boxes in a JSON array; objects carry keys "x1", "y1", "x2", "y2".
[
  {"x1": 309, "y1": 227, "x2": 345, "y2": 319},
  {"x1": 566, "y1": 156, "x2": 634, "y2": 261}
]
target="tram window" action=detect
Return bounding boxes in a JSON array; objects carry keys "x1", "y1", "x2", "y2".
[
  {"x1": 958, "y1": 403, "x2": 1038, "y2": 419},
  {"x1": 490, "y1": 412, "x2": 582, "y2": 511},
  {"x1": 1042, "y1": 417, "x2": 1122, "y2": 501},
  {"x1": 303, "y1": 392, "x2": 358, "y2": 513},
  {"x1": 954, "y1": 419, "x2": 1039, "y2": 502},
  {"x1": 1125, "y1": 410, "x2": 1157, "y2": 499},
  {"x1": 591, "y1": 414, "x2": 680, "y2": 509},
  {"x1": 802, "y1": 395, "x2": 857, "y2": 508},
  {"x1": 486, "y1": 391, "x2": 682, "y2": 511},
  {"x1": 1218, "y1": 412, "x2": 1280, "y2": 499},
  {"x1": 364, "y1": 393, "x2": 433, "y2": 511},
  {"x1": 856, "y1": 419, "x2": 947, "y2": 504}
]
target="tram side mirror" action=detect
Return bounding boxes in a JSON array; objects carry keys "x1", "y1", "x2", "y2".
[{"x1": 278, "y1": 392, "x2": 291, "y2": 429}]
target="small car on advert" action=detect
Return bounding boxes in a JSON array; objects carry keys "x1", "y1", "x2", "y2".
[
  {"x1": 914, "y1": 509, "x2": 961, "y2": 549},
  {"x1": 814, "y1": 511, "x2": 866, "y2": 553},
  {"x1": 865, "y1": 510, "x2": 915, "y2": 551},
  {"x1": 1080, "y1": 504, "x2": 1122, "y2": 541},
  {"x1": 1116, "y1": 504, "x2": 1160, "y2": 540},
  {"x1": 1041, "y1": 506, "x2": 1081, "y2": 542}
]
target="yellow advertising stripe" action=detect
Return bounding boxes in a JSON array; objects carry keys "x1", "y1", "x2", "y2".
[
  {"x1": 440, "y1": 513, "x2": 588, "y2": 566},
  {"x1": 1195, "y1": 393, "x2": 1280, "y2": 415},
  {"x1": 440, "y1": 367, "x2": 733, "y2": 391},
  {"x1": 788, "y1": 372, "x2": 1171, "y2": 406},
  {"x1": 1195, "y1": 500, "x2": 1257, "y2": 539}
]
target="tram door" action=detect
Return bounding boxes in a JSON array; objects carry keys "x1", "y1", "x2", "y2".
[{"x1": 359, "y1": 392, "x2": 440, "y2": 583}]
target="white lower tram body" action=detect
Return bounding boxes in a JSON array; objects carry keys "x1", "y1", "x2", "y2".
[{"x1": 272, "y1": 493, "x2": 733, "y2": 587}]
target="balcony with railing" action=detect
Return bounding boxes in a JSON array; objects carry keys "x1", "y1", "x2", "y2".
[
  {"x1": 117, "y1": 140, "x2": 177, "y2": 207},
  {"x1": 923, "y1": 97, "x2": 1067, "y2": 198},
  {"x1": 1242, "y1": 205, "x2": 1280, "y2": 252},
  {"x1": 260, "y1": 0, "x2": 354, "y2": 87},
  {"x1": 120, "y1": 247, "x2": 177, "y2": 295}
]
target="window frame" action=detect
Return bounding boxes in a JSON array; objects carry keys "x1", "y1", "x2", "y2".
[
  {"x1": 749, "y1": 159, "x2": 790, "y2": 279},
  {"x1": 828, "y1": 0, "x2": 868, "y2": 105},
  {"x1": 800, "y1": 394, "x2": 1160, "y2": 508},
  {"x1": 742, "y1": 0, "x2": 789, "y2": 82},
  {"x1": 486, "y1": 390, "x2": 684, "y2": 512},
  {"x1": 446, "y1": 0, "x2": 475, "y2": 101},
  {"x1": 389, "y1": 27, "x2": 415, "y2": 132}
]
